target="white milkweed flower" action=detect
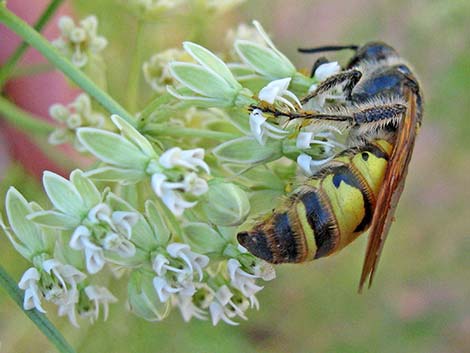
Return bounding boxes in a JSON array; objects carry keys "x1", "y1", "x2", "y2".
[
  {"x1": 48, "y1": 93, "x2": 106, "y2": 152},
  {"x1": 153, "y1": 276, "x2": 188, "y2": 303},
  {"x1": 249, "y1": 108, "x2": 288, "y2": 145},
  {"x1": 18, "y1": 267, "x2": 45, "y2": 313},
  {"x1": 151, "y1": 244, "x2": 209, "y2": 304},
  {"x1": 208, "y1": 285, "x2": 247, "y2": 326},
  {"x1": 56, "y1": 289, "x2": 80, "y2": 327},
  {"x1": 69, "y1": 204, "x2": 138, "y2": 273},
  {"x1": 159, "y1": 147, "x2": 210, "y2": 174},
  {"x1": 70, "y1": 225, "x2": 106, "y2": 274},
  {"x1": 167, "y1": 243, "x2": 209, "y2": 281},
  {"x1": 18, "y1": 258, "x2": 86, "y2": 325},
  {"x1": 42, "y1": 259, "x2": 86, "y2": 295},
  {"x1": 150, "y1": 147, "x2": 210, "y2": 216},
  {"x1": 258, "y1": 77, "x2": 302, "y2": 111},
  {"x1": 143, "y1": 48, "x2": 191, "y2": 92},
  {"x1": 227, "y1": 259, "x2": 263, "y2": 299},
  {"x1": 80, "y1": 285, "x2": 118, "y2": 323},
  {"x1": 174, "y1": 293, "x2": 208, "y2": 322},
  {"x1": 52, "y1": 15, "x2": 107, "y2": 68},
  {"x1": 151, "y1": 173, "x2": 197, "y2": 216}
]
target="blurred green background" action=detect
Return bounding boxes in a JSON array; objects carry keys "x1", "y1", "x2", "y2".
[{"x1": 1, "y1": 0, "x2": 469, "y2": 352}]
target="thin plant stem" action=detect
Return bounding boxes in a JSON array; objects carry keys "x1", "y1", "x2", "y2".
[
  {"x1": 137, "y1": 93, "x2": 175, "y2": 126},
  {"x1": 0, "y1": 0, "x2": 64, "y2": 87},
  {"x1": 0, "y1": 6, "x2": 135, "y2": 125},
  {"x1": 0, "y1": 264, "x2": 77, "y2": 353},
  {"x1": 144, "y1": 124, "x2": 239, "y2": 141},
  {"x1": 127, "y1": 19, "x2": 145, "y2": 113},
  {"x1": 0, "y1": 96, "x2": 55, "y2": 134}
]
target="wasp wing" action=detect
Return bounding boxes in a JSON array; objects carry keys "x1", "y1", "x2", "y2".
[{"x1": 358, "y1": 91, "x2": 420, "y2": 292}]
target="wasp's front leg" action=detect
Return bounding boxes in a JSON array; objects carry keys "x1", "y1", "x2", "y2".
[{"x1": 301, "y1": 69, "x2": 363, "y2": 105}]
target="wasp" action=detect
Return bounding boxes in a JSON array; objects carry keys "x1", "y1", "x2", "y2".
[{"x1": 237, "y1": 42, "x2": 423, "y2": 291}]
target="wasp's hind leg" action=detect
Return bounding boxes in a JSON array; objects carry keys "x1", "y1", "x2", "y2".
[{"x1": 301, "y1": 69, "x2": 363, "y2": 105}]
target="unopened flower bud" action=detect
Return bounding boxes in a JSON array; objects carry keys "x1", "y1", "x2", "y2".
[{"x1": 201, "y1": 182, "x2": 250, "y2": 226}]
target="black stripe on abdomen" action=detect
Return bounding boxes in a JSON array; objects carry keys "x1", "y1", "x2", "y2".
[
  {"x1": 300, "y1": 190, "x2": 337, "y2": 258},
  {"x1": 272, "y1": 212, "x2": 298, "y2": 262}
]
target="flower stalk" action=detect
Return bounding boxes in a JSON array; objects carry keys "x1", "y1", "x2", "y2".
[{"x1": 0, "y1": 6, "x2": 135, "y2": 125}]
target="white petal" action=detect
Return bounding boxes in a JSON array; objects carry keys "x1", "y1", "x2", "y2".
[
  {"x1": 87, "y1": 203, "x2": 112, "y2": 224},
  {"x1": 297, "y1": 154, "x2": 313, "y2": 176},
  {"x1": 18, "y1": 267, "x2": 40, "y2": 289},
  {"x1": 152, "y1": 254, "x2": 170, "y2": 276},
  {"x1": 296, "y1": 132, "x2": 313, "y2": 149},
  {"x1": 85, "y1": 247, "x2": 105, "y2": 274},
  {"x1": 249, "y1": 109, "x2": 267, "y2": 144},
  {"x1": 314, "y1": 61, "x2": 341, "y2": 81},
  {"x1": 111, "y1": 211, "x2": 139, "y2": 238},
  {"x1": 151, "y1": 173, "x2": 168, "y2": 197},
  {"x1": 258, "y1": 77, "x2": 291, "y2": 104}
]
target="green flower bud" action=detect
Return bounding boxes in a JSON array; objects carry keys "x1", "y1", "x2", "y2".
[
  {"x1": 182, "y1": 222, "x2": 226, "y2": 254},
  {"x1": 201, "y1": 182, "x2": 250, "y2": 226},
  {"x1": 128, "y1": 269, "x2": 170, "y2": 322}
]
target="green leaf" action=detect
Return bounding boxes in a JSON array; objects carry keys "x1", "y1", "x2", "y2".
[
  {"x1": 70, "y1": 170, "x2": 101, "y2": 210},
  {"x1": 235, "y1": 40, "x2": 296, "y2": 79},
  {"x1": 182, "y1": 222, "x2": 226, "y2": 254},
  {"x1": 77, "y1": 128, "x2": 150, "y2": 170},
  {"x1": 145, "y1": 200, "x2": 170, "y2": 245},
  {"x1": 169, "y1": 63, "x2": 235, "y2": 99},
  {"x1": 43, "y1": 171, "x2": 86, "y2": 217},
  {"x1": 5, "y1": 187, "x2": 46, "y2": 256},
  {"x1": 28, "y1": 210, "x2": 79, "y2": 229},
  {"x1": 0, "y1": 215, "x2": 32, "y2": 259},
  {"x1": 84, "y1": 166, "x2": 146, "y2": 184},
  {"x1": 183, "y1": 42, "x2": 241, "y2": 89},
  {"x1": 213, "y1": 137, "x2": 282, "y2": 164},
  {"x1": 110, "y1": 114, "x2": 156, "y2": 158}
]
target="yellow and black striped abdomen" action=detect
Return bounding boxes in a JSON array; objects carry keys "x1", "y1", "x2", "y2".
[{"x1": 237, "y1": 139, "x2": 393, "y2": 264}]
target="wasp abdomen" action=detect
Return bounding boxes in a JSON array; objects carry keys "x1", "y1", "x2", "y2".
[{"x1": 237, "y1": 140, "x2": 393, "y2": 264}]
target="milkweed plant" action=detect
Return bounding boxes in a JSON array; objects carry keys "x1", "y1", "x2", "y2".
[{"x1": 0, "y1": 0, "x2": 346, "y2": 336}]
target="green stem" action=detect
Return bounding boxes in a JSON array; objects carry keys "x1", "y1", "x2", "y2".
[
  {"x1": 137, "y1": 93, "x2": 175, "y2": 126},
  {"x1": 0, "y1": 264, "x2": 76, "y2": 353},
  {"x1": 0, "y1": 6, "x2": 135, "y2": 126},
  {"x1": 127, "y1": 20, "x2": 145, "y2": 113},
  {"x1": 0, "y1": 0, "x2": 64, "y2": 88},
  {"x1": 144, "y1": 124, "x2": 238, "y2": 141},
  {"x1": 0, "y1": 96, "x2": 55, "y2": 134}
]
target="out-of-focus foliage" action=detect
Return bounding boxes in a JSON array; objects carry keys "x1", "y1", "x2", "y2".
[{"x1": 1, "y1": 0, "x2": 469, "y2": 352}]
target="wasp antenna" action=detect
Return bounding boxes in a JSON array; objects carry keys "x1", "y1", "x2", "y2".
[{"x1": 298, "y1": 45, "x2": 359, "y2": 54}]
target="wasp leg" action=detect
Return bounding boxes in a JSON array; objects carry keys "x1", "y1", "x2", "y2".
[
  {"x1": 253, "y1": 102, "x2": 406, "y2": 130},
  {"x1": 301, "y1": 69, "x2": 362, "y2": 105},
  {"x1": 353, "y1": 103, "x2": 407, "y2": 126}
]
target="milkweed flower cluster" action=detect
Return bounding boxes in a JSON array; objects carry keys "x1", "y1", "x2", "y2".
[
  {"x1": 52, "y1": 16, "x2": 107, "y2": 68},
  {"x1": 1, "y1": 10, "x2": 350, "y2": 328},
  {"x1": 48, "y1": 93, "x2": 107, "y2": 151}
]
